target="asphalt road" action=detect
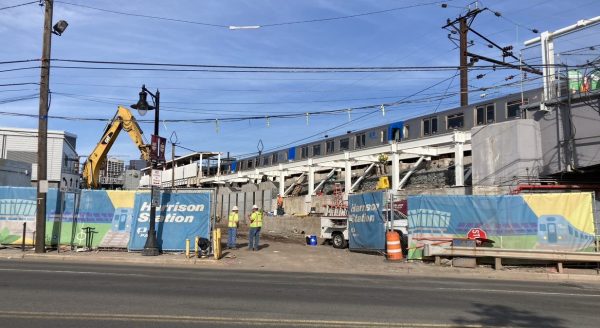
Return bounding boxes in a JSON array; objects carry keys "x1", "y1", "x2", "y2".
[{"x1": 0, "y1": 259, "x2": 599, "y2": 327}]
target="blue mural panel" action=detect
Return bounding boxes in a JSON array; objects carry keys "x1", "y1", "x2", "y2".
[
  {"x1": 129, "y1": 191, "x2": 211, "y2": 251},
  {"x1": 348, "y1": 191, "x2": 386, "y2": 251}
]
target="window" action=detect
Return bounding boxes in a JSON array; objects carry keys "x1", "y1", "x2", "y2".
[
  {"x1": 447, "y1": 113, "x2": 464, "y2": 129},
  {"x1": 271, "y1": 153, "x2": 278, "y2": 164},
  {"x1": 486, "y1": 105, "x2": 495, "y2": 124},
  {"x1": 326, "y1": 140, "x2": 335, "y2": 154},
  {"x1": 391, "y1": 128, "x2": 402, "y2": 141},
  {"x1": 422, "y1": 117, "x2": 438, "y2": 136},
  {"x1": 262, "y1": 156, "x2": 270, "y2": 166},
  {"x1": 301, "y1": 146, "x2": 309, "y2": 159},
  {"x1": 247, "y1": 160, "x2": 253, "y2": 169},
  {"x1": 313, "y1": 144, "x2": 321, "y2": 156},
  {"x1": 340, "y1": 138, "x2": 350, "y2": 151},
  {"x1": 380, "y1": 131, "x2": 385, "y2": 143},
  {"x1": 403, "y1": 125, "x2": 409, "y2": 140},
  {"x1": 476, "y1": 104, "x2": 495, "y2": 125},
  {"x1": 355, "y1": 133, "x2": 366, "y2": 148},
  {"x1": 279, "y1": 152, "x2": 287, "y2": 162},
  {"x1": 507, "y1": 99, "x2": 527, "y2": 119}
]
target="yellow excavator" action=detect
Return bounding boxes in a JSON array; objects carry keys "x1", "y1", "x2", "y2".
[{"x1": 82, "y1": 106, "x2": 151, "y2": 189}]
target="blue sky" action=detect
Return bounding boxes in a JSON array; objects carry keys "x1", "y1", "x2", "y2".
[{"x1": 1, "y1": 0, "x2": 599, "y2": 163}]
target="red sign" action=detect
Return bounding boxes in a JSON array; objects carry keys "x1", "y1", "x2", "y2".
[
  {"x1": 392, "y1": 199, "x2": 408, "y2": 216},
  {"x1": 151, "y1": 135, "x2": 166, "y2": 163},
  {"x1": 467, "y1": 228, "x2": 488, "y2": 240}
]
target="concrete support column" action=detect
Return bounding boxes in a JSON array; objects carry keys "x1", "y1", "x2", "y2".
[
  {"x1": 344, "y1": 152, "x2": 352, "y2": 198},
  {"x1": 308, "y1": 165, "x2": 315, "y2": 196},
  {"x1": 278, "y1": 167, "x2": 285, "y2": 197},
  {"x1": 391, "y1": 145, "x2": 400, "y2": 191},
  {"x1": 454, "y1": 131, "x2": 466, "y2": 187}
]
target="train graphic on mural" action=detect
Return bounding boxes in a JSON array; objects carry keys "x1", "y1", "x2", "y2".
[{"x1": 537, "y1": 215, "x2": 595, "y2": 249}]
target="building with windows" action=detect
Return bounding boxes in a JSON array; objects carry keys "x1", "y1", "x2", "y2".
[{"x1": 0, "y1": 127, "x2": 79, "y2": 188}]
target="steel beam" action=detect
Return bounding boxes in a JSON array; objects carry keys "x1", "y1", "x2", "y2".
[
  {"x1": 350, "y1": 163, "x2": 376, "y2": 192},
  {"x1": 399, "y1": 156, "x2": 426, "y2": 190}
]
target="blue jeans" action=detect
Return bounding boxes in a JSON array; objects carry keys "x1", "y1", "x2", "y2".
[
  {"x1": 248, "y1": 227, "x2": 261, "y2": 250},
  {"x1": 227, "y1": 228, "x2": 237, "y2": 248}
]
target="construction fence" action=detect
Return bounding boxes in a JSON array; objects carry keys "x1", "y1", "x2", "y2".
[
  {"x1": 408, "y1": 192, "x2": 598, "y2": 260},
  {"x1": 0, "y1": 186, "x2": 212, "y2": 251}
]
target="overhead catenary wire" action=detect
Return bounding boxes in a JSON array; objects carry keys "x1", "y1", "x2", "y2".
[
  {"x1": 55, "y1": 0, "x2": 452, "y2": 29},
  {"x1": 0, "y1": 1, "x2": 37, "y2": 11}
]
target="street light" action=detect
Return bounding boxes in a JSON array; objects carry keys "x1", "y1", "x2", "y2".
[
  {"x1": 36, "y1": 0, "x2": 68, "y2": 253},
  {"x1": 131, "y1": 84, "x2": 161, "y2": 256}
]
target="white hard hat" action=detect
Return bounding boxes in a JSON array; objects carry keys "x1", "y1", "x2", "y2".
[
  {"x1": 252, "y1": 204, "x2": 258, "y2": 209},
  {"x1": 232, "y1": 206, "x2": 238, "y2": 211}
]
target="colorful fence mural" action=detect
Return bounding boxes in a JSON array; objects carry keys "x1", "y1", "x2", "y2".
[
  {"x1": 407, "y1": 192, "x2": 597, "y2": 259},
  {"x1": 0, "y1": 187, "x2": 212, "y2": 251}
]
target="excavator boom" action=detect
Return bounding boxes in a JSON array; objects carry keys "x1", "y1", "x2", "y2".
[{"x1": 82, "y1": 106, "x2": 150, "y2": 189}]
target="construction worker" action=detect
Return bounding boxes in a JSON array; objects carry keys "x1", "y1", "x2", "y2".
[
  {"x1": 227, "y1": 206, "x2": 239, "y2": 249},
  {"x1": 276, "y1": 194, "x2": 284, "y2": 216},
  {"x1": 248, "y1": 204, "x2": 263, "y2": 251}
]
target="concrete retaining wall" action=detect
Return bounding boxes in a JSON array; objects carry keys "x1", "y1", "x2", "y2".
[{"x1": 262, "y1": 215, "x2": 321, "y2": 236}]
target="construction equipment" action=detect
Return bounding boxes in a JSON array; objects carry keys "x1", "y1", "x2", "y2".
[{"x1": 82, "y1": 106, "x2": 150, "y2": 189}]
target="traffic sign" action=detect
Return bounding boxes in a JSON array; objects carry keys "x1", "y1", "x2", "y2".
[
  {"x1": 467, "y1": 228, "x2": 488, "y2": 240},
  {"x1": 151, "y1": 170, "x2": 161, "y2": 187}
]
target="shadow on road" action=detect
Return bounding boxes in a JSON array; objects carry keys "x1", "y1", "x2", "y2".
[{"x1": 453, "y1": 303, "x2": 567, "y2": 328}]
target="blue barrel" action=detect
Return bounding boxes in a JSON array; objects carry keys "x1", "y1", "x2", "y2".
[{"x1": 308, "y1": 235, "x2": 317, "y2": 246}]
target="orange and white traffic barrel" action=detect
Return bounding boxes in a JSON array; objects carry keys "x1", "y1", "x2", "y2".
[{"x1": 386, "y1": 231, "x2": 403, "y2": 261}]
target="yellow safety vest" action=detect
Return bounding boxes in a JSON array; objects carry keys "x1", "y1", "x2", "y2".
[
  {"x1": 228, "y1": 212, "x2": 239, "y2": 228},
  {"x1": 249, "y1": 211, "x2": 263, "y2": 228}
]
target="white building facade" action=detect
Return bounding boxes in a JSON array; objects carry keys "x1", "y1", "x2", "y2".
[{"x1": 0, "y1": 127, "x2": 79, "y2": 188}]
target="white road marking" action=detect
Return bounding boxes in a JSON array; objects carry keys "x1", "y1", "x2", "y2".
[
  {"x1": 0, "y1": 268, "x2": 146, "y2": 277},
  {"x1": 0, "y1": 311, "x2": 488, "y2": 327}
]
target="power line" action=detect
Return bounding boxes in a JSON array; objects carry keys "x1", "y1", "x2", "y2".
[
  {"x1": 0, "y1": 1, "x2": 37, "y2": 11},
  {"x1": 56, "y1": 0, "x2": 451, "y2": 29}
]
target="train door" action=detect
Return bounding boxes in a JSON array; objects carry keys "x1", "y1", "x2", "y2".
[{"x1": 547, "y1": 222, "x2": 558, "y2": 243}]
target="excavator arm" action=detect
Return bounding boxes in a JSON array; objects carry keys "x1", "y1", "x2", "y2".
[{"x1": 82, "y1": 106, "x2": 150, "y2": 189}]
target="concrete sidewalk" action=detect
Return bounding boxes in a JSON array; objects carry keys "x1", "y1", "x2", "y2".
[{"x1": 2, "y1": 234, "x2": 600, "y2": 283}]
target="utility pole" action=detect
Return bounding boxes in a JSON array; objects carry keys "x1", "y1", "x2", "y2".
[
  {"x1": 35, "y1": 0, "x2": 54, "y2": 253},
  {"x1": 170, "y1": 131, "x2": 179, "y2": 189},
  {"x1": 459, "y1": 17, "x2": 468, "y2": 107}
]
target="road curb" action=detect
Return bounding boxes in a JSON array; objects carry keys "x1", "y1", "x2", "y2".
[{"x1": 2, "y1": 251, "x2": 599, "y2": 283}]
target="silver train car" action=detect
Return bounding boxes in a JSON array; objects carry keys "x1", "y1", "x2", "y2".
[{"x1": 229, "y1": 88, "x2": 542, "y2": 172}]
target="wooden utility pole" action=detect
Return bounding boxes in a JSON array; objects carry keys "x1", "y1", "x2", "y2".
[
  {"x1": 459, "y1": 17, "x2": 468, "y2": 107},
  {"x1": 35, "y1": 0, "x2": 54, "y2": 253}
]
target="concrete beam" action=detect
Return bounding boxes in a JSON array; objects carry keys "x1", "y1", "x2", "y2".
[{"x1": 344, "y1": 153, "x2": 352, "y2": 198}]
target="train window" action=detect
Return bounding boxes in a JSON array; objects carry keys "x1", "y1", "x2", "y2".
[
  {"x1": 355, "y1": 134, "x2": 366, "y2": 148},
  {"x1": 568, "y1": 226, "x2": 573, "y2": 235},
  {"x1": 422, "y1": 117, "x2": 438, "y2": 136},
  {"x1": 391, "y1": 128, "x2": 401, "y2": 141},
  {"x1": 447, "y1": 113, "x2": 464, "y2": 129},
  {"x1": 313, "y1": 144, "x2": 321, "y2": 156},
  {"x1": 272, "y1": 153, "x2": 278, "y2": 164},
  {"x1": 247, "y1": 160, "x2": 253, "y2": 169},
  {"x1": 403, "y1": 125, "x2": 409, "y2": 140},
  {"x1": 539, "y1": 224, "x2": 546, "y2": 231},
  {"x1": 301, "y1": 146, "x2": 309, "y2": 159},
  {"x1": 486, "y1": 105, "x2": 495, "y2": 123},
  {"x1": 380, "y1": 131, "x2": 385, "y2": 143},
  {"x1": 326, "y1": 140, "x2": 335, "y2": 154},
  {"x1": 507, "y1": 99, "x2": 527, "y2": 118},
  {"x1": 279, "y1": 152, "x2": 287, "y2": 162},
  {"x1": 262, "y1": 157, "x2": 270, "y2": 166},
  {"x1": 340, "y1": 138, "x2": 350, "y2": 151}
]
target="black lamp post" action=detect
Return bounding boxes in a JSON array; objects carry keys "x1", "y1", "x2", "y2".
[{"x1": 132, "y1": 84, "x2": 161, "y2": 256}]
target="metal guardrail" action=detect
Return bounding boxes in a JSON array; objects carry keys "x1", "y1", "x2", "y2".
[{"x1": 424, "y1": 245, "x2": 600, "y2": 263}]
